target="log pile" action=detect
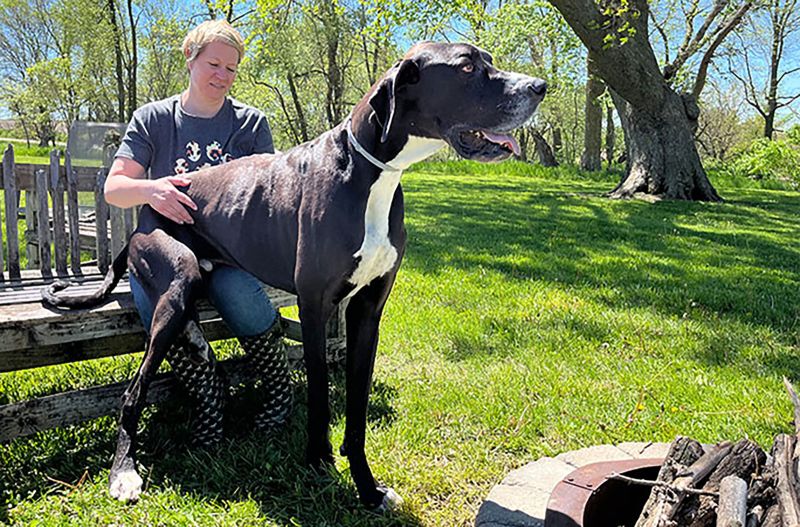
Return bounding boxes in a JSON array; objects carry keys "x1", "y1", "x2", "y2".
[{"x1": 616, "y1": 378, "x2": 800, "y2": 527}]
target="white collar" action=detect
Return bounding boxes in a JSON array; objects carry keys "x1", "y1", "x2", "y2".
[{"x1": 346, "y1": 118, "x2": 402, "y2": 173}]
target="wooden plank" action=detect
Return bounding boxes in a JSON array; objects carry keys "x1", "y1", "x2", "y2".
[
  {"x1": 109, "y1": 205, "x2": 125, "y2": 260},
  {"x1": 24, "y1": 189, "x2": 37, "y2": 269},
  {"x1": 3, "y1": 145, "x2": 20, "y2": 280},
  {"x1": 65, "y1": 151, "x2": 82, "y2": 276},
  {"x1": 0, "y1": 367, "x2": 181, "y2": 442},
  {"x1": 95, "y1": 169, "x2": 109, "y2": 274},
  {"x1": 50, "y1": 150, "x2": 68, "y2": 276},
  {"x1": 0, "y1": 349, "x2": 334, "y2": 442},
  {"x1": 0, "y1": 163, "x2": 101, "y2": 192},
  {"x1": 0, "y1": 281, "x2": 300, "y2": 372},
  {"x1": 0, "y1": 150, "x2": 6, "y2": 280},
  {"x1": 0, "y1": 312, "x2": 307, "y2": 375},
  {"x1": 35, "y1": 169, "x2": 51, "y2": 277},
  {"x1": 27, "y1": 222, "x2": 109, "y2": 258}
]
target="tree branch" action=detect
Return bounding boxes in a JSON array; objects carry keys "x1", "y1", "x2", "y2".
[
  {"x1": 777, "y1": 66, "x2": 800, "y2": 83},
  {"x1": 649, "y1": 11, "x2": 671, "y2": 65},
  {"x1": 664, "y1": 0, "x2": 706, "y2": 80},
  {"x1": 692, "y1": 1, "x2": 754, "y2": 99}
]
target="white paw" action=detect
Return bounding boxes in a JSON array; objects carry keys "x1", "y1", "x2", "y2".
[
  {"x1": 109, "y1": 469, "x2": 143, "y2": 502},
  {"x1": 377, "y1": 487, "x2": 403, "y2": 513}
]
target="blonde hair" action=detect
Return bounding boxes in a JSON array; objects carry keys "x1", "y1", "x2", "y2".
[{"x1": 182, "y1": 20, "x2": 245, "y2": 63}]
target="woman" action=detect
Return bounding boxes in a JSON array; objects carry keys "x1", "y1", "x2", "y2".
[{"x1": 105, "y1": 19, "x2": 291, "y2": 445}]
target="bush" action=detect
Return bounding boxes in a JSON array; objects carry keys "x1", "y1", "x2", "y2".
[{"x1": 728, "y1": 138, "x2": 800, "y2": 188}]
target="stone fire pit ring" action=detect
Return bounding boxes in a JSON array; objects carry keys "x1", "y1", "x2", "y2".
[{"x1": 475, "y1": 442, "x2": 671, "y2": 527}]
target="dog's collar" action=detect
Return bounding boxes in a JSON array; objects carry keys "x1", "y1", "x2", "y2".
[{"x1": 346, "y1": 119, "x2": 402, "y2": 173}]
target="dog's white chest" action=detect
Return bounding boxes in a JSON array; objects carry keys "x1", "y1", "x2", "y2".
[
  {"x1": 346, "y1": 136, "x2": 445, "y2": 298},
  {"x1": 347, "y1": 170, "x2": 401, "y2": 295}
]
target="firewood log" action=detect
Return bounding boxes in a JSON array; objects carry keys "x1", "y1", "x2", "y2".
[{"x1": 716, "y1": 475, "x2": 747, "y2": 527}]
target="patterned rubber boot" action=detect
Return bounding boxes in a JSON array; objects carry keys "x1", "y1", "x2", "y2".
[
  {"x1": 166, "y1": 324, "x2": 225, "y2": 447},
  {"x1": 239, "y1": 323, "x2": 293, "y2": 432}
]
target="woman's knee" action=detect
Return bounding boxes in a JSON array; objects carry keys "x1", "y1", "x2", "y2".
[{"x1": 207, "y1": 266, "x2": 277, "y2": 337}]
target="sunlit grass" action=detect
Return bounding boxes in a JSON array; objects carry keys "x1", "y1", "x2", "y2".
[{"x1": 1, "y1": 160, "x2": 798, "y2": 526}]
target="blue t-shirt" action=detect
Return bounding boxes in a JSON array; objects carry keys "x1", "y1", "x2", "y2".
[{"x1": 116, "y1": 95, "x2": 274, "y2": 178}]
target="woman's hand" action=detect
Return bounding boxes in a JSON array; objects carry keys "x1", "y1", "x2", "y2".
[{"x1": 146, "y1": 176, "x2": 198, "y2": 224}]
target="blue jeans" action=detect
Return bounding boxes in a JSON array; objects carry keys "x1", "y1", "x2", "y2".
[{"x1": 129, "y1": 265, "x2": 277, "y2": 338}]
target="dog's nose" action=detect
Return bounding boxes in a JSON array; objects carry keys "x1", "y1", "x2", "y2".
[{"x1": 528, "y1": 78, "x2": 547, "y2": 97}]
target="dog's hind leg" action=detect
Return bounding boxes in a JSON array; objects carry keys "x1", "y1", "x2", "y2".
[
  {"x1": 340, "y1": 275, "x2": 402, "y2": 511},
  {"x1": 109, "y1": 262, "x2": 203, "y2": 502}
]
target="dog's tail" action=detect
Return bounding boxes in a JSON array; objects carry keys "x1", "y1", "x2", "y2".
[{"x1": 41, "y1": 245, "x2": 129, "y2": 309}]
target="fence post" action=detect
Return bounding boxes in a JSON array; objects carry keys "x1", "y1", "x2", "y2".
[
  {"x1": 110, "y1": 204, "x2": 125, "y2": 261},
  {"x1": 2, "y1": 145, "x2": 19, "y2": 280},
  {"x1": 65, "y1": 150, "x2": 82, "y2": 276},
  {"x1": 50, "y1": 150, "x2": 68, "y2": 276},
  {"x1": 25, "y1": 187, "x2": 38, "y2": 269},
  {"x1": 95, "y1": 168, "x2": 110, "y2": 274},
  {"x1": 35, "y1": 168, "x2": 52, "y2": 278}
]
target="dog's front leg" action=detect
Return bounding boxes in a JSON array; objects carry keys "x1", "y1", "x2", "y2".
[
  {"x1": 298, "y1": 298, "x2": 335, "y2": 468},
  {"x1": 340, "y1": 275, "x2": 402, "y2": 511}
]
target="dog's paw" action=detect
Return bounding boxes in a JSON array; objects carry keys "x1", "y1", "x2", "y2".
[
  {"x1": 109, "y1": 469, "x2": 143, "y2": 503},
  {"x1": 375, "y1": 486, "x2": 403, "y2": 513},
  {"x1": 306, "y1": 446, "x2": 335, "y2": 472}
]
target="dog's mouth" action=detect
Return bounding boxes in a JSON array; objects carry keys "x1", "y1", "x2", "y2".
[{"x1": 448, "y1": 129, "x2": 520, "y2": 162}]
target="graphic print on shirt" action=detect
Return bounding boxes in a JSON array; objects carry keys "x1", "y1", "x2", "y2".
[
  {"x1": 173, "y1": 139, "x2": 235, "y2": 175},
  {"x1": 186, "y1": 141, "x2": 201, "y2": 162},
  {"x1": 206, "y1": 141, "x2": 223, "y2": 162},
  {"x1": 174, "y1": 158, "x2": 189, "y2": 174}
]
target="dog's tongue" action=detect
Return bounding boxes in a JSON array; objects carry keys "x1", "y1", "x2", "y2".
[{"x1": 481, "y1": 131, "x2": 520, "y2": 156}]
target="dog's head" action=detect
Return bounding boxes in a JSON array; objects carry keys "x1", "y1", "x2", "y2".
[{"x1": 367, "y1": 42, "x2": 546, "y2": 162}]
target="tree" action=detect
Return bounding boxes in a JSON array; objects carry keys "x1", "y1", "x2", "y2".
[
  {"x1": 725, "y1": 0, "x2": 800, "y2": 139},
  {"x1": 549, "y1": 0, "x2": 752, "y2": 201},
  {"x1": 241, "y1": 0, "x2": 397, "y2": 149},
  {"x1": 695, "y1": 81, "x2": 752, "y2": 160},
  {"x1": 605, "y1": 101, "x2": 616, "y2": 165},
  {"x1": 580, "y1": 50, "x2": 605, "y2": 171}
]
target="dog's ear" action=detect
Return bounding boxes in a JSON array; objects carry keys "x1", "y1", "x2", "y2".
[{"x1": 369, "y1": 59, "x2": 420, "y2": 143}]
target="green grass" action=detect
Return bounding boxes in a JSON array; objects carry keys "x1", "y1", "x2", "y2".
[{"x1": 1, "y1": 160, "x2": 799, "y2": 526}]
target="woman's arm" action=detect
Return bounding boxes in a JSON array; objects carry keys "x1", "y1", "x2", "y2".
[{"x1": 105, "y1": 157, "x2": 197, "y2": 225}]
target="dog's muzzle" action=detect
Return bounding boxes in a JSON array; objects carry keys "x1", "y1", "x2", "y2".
[{"x1": 445, "y1": 76, "x2": 546, "y2": 163}]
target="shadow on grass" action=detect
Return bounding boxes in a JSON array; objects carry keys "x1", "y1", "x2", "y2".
[
  {"x1": 402, "y1": 171, "x2": 800, "y2": 370},
  {"x1": 0, "y1": 372, "x2": 417, "y2": 526}
]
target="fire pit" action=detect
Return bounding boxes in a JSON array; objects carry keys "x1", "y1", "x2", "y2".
[
  {"x1": 477, "y1": 382, "x2": 800, "y2": 527},
  {"x1": 475, "y1": 442, "x2": 670, "y2": 527}
]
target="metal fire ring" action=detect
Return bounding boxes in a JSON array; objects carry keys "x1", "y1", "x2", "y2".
[{"x1": 544, "y1": 457, "x2": 664, "y2": 527}]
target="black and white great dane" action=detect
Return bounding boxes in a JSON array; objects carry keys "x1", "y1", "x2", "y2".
[{"x1": 43, "y1": 42, "x2": 546, "y2": 510}]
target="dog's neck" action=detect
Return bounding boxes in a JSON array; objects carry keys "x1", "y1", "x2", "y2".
[{"x1": 347, "y1": 103, "x2": 444, "y2": 174}]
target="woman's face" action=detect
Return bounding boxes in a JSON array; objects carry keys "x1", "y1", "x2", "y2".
[{"x1": 187, "y1": 40, "x2": 240, "y2": 103}]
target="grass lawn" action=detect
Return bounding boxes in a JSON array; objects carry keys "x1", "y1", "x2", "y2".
[{"x1": 1, "y1": 160, "x2": 798, "y2": 526}]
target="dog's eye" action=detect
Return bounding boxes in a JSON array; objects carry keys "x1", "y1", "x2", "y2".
[{"x1": 461, "y1": 63, "x2": 475, "y2": 73}]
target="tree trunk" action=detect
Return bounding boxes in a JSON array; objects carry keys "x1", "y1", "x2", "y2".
[
  {"x1": 517, "y1": 129, "x2": 529, "y2": 162},
  {"x1": 610, "y1": 90, "x2": 720, "y2": 201},
  {"x1": 548, "y1": 0, "x2": 723, "y2": 202},
  {"x1": 126, "y1": 0, "x2": 137, "y2": 122},
  {"x1": 580, "y1": 52, "x2": 604, "y2": 171},
  {"x1": 108, "y1": 0, "x2": 125, "y2": 122},
  {"x1": 605, "y1": 101, "x2": 615, "y2": 167},
  {"x1": 532, "y1": 130, "x2": 559, "y2": 167},
  {"x1": 287, "y1": 73, "x2": 309, "y2": 143},
  {"x1": 764, "y1": 15, "x2": 782, "y2": 140}
]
